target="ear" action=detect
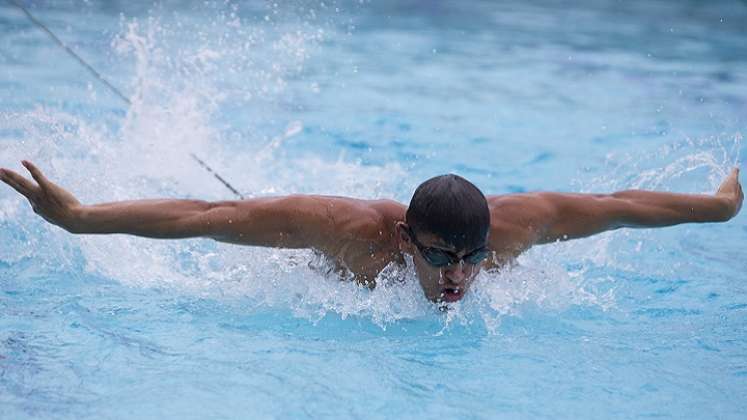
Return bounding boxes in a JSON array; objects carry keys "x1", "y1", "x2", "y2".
[{"x1": 395, "y1": 222, "x2": 413, "y2": 251}]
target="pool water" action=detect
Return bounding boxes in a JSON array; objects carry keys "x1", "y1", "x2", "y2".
[{"x1": 1, "y1": 0, "x2": 746, "y2": 418}]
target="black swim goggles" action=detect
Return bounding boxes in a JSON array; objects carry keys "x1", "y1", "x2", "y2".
[{"x1": 406, "y1": 227, "x2": 490, "y2": 268}]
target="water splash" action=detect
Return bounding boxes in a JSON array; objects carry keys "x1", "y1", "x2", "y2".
[{"x1": 580, "y1": 134, "x2": 742, "y2": 194}]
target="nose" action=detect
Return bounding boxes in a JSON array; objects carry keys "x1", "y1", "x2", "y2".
[{"x1": 443, "y1": 261, "x2": 468, "y2": 285}]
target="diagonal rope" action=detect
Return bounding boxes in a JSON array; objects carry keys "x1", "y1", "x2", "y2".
[
  {"x1": 7, "y1": 0, "x2": 245, "y2": 199},
  {"x1": 189, "y1": 153, "x2": 244, "y2": 199},
  {"x1": 8, "y1": 0, "x2": 131, "y2": 106}
]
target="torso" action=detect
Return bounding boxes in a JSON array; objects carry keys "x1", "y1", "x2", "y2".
[{"x1": 317, "y1": 196, "x2": 536, "y2": 285}]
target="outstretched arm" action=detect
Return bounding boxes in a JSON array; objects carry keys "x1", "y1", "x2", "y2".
[
  {"x1": 488, "y1": 168, "x2": 743, "y2": 246},
  {"x1": 0, "y1": 161, "x2": 351, "y2": 250}
]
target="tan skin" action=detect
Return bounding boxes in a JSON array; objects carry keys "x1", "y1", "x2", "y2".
[{"x1": 0, "y1": 160, "x2": 743, "y2": 303}]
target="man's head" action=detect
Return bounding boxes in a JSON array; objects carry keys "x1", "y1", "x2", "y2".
[{"x1": 396, "y1": 174, "x2": 491, "y2": 303}]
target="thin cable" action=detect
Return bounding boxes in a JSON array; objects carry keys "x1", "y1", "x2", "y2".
[
  {"x1": 7, "y1": 0, "x2": 245, "y2": 200},
  {"x1": 189, "y1": 153, "x2": 244, "y2": 199},
  {"x1": 9, "y1": 0, "x2": 131, "y2": 105}
]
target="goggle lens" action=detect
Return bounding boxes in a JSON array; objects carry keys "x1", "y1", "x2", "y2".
[
  {"x1": 406, "y1": 227, "x2": 489, "y2": 268},
  {"x1": 421, "y1": 247, "x2": 489, "y2": 268}
]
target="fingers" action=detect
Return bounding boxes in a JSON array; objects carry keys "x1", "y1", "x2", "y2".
[
  {"x1": 0, "y1": 167, "x2": 40, "y2": 198},
  {"x1": 22, "y1": 160, "x2": 51, "y2": 190}
]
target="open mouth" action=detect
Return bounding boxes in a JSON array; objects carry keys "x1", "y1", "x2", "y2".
[{"x1": 440, "y1": 288, "x2": 463, "y2": 302}]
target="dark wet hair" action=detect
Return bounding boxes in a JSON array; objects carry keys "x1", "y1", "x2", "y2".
[{"x1": 405, "y1": 174, "x2": 490, "y2": 250}]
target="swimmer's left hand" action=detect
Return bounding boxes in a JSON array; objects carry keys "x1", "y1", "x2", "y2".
[{"x1": 716, "y1": 167, "x2": 743, "y2": 219}]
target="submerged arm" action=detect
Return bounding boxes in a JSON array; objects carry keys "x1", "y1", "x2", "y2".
[
  {"x1": 0, "y1": 161, "x2": 345, "y2": 250},
  {"x1": 488, "y1": 168, "x2": 743, "y2": 245}
]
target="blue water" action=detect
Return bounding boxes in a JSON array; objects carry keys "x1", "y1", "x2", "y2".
[{"x1": 1, "y1": 0, "x2": 746, "y2": 418}]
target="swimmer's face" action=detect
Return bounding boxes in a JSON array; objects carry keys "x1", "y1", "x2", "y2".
[{"x1": 396, "y1": 223, "x2": 485, "y2": 303}]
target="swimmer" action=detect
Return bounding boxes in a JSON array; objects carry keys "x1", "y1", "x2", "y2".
[{"x1": 1, "y1": 161, "x2": 742, "y2": 303}]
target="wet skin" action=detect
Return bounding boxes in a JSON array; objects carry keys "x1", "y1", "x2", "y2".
[{"x1": 0, "y1": 161, "x2": 743, "y2": 303}]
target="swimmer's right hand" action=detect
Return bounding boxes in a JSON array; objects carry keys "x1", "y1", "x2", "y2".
[{"x1": 0, "y1": 160, "x2": 82, "y2": 232}]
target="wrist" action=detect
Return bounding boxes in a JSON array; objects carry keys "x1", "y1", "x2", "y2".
[
  {"x1": 64, "y1": 205, "x2": 87, "y2": 233},
  {"x1": 713, "y1": 194, "x2": 735, "y2": 221}
]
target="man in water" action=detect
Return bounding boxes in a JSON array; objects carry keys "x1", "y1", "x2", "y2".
[{"x1": 0, "y1": 161, "x2": 742, "y2": 303}]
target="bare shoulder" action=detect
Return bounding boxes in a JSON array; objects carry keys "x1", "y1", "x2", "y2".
[
  {"x1": 325, "y1": 197, "x2": 405, "y2": 240},
  {"x1": 487, "y1": 193, "x2": 555, "y2": 225},
  {"x1": 220, "y1": 195, "x2": 404, "y2": 248},
  {"x1": 311, "y1": 197, "x2": 405, "y2": 281},
  {"x1": 485, "y1": 193, "x2": 554, "y2": 260}
]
